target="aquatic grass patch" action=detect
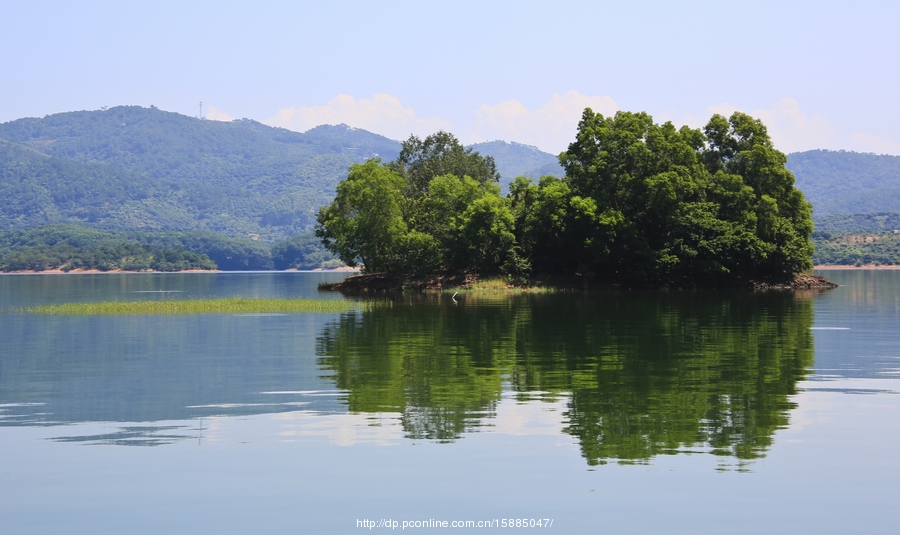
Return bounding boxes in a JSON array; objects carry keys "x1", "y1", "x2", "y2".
[
  {"x1": 445, "y1": 277, "x2": 557, "y2": 294},
  {"x1": 24, "y1": 298, "x2": 360, "y2": 316}
]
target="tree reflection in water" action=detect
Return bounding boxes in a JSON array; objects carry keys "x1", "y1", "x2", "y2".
[{"x1": 317, "y1": 290, "x2": 817, "y2": 465}]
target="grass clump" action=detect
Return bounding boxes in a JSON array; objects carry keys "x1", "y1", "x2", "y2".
[
  {"x1": 446, "y1": 277, "x2": 556, "y2": 294},
  {"x1": 24, "y1": 298, "x2": 359, "y2": 316}
]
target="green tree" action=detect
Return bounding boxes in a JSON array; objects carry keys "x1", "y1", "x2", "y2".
[
  {"x1": 389, "y1": 131, "x2": 500, "y2": 195},
  {"x1": 556, "y1": 109, "x2": 813, "y2": 284},
  {"x1": 419, "y1": 175, "x2": 516, "y2": 274},
  {"x1": 315, "y1": 160, "x2": 413, "y2": 273},
  {"x1": 703, "y1": 112, "x2": 814, "y2": 276},
  {"x1": 509, "y1": 175, "x2": 615, "y2": 275},
  {"x1": 317, "y1": 136, "x2": 515, "y2": 277}
]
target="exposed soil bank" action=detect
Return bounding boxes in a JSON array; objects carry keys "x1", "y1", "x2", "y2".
[
  {"x1": 320, "y1": 272, "x2": 838, "y2": 293},
  {"x1": 748, "y1": 273, "x2": 838, "y2": 290}
]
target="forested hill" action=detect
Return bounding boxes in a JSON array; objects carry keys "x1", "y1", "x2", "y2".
[
  {"x1": 468, "y1": 140, "x2": 563, "y2": 191},
  {"x1": 0, "y1": 106, "x2": 564, "y2": 239},
  {"x1": 787, "y1": 150, "x2": 900, "y2": 215},
  {"x1": 5, "y1": 106, "x2": 897, "y2": 242},
  {"x1": 0, "y1": 106, "x2": 400, "y2": 240}
]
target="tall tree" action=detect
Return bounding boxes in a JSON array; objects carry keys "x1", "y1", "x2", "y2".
[
  {"x1": 389, "y1": 131, "x2": 500, "y2": 195},
  {"x1": 556, "y1": 109, "x2": 813, "y2": 283},
  {"x1": 702, "y1": 112, "x2": 814, "y2": 276},
  {"x1": 315, "y1": 160, "x2": 414, "y2": 273},
  {"x1": 316, "y1": 153, "x2": 513, "y2": 276}
]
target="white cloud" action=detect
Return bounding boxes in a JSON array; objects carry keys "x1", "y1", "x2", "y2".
[
  {"x1": 703, "y1": 98, "x2": 900, "y2": 156},
  {"x1": 845, "y1": 132, "x2": 900, "y2": 156},
  {"x1": 704, "y1": 98, "x2": 839, "y2": 154},
  {"x1": 265, "y1": 94, "x2": 451, "y2": 141},
  {"x1": 468, "y1": 91, "x2": 619, "y2": 153},
  {"x1": 204, "y1": 105, "x2": 235, "y2": 122},
  {"x1": 262, "y1": 93, "x2": 900, "y2": 157}
]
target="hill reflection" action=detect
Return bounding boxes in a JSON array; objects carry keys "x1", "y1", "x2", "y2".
[{"x1": 317, "y1": 290, "x2": 816, "y2": 464}]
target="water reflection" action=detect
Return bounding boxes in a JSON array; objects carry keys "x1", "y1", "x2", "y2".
[
  {"x1": 0, "y1": 271, "x2": 822, "y2": 465},
  {"x1": 0, "y1": 313, "x2": 345, "y2": 426},
  {"x1": 317, "y1": 290, "x2": 817, "y2": 465}
]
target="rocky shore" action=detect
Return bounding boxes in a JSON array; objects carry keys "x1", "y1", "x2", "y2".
[
  {"x1": 320, "y1": 272, "x2": 838, "y2": 293},
  {"x1": 747, "y1": 273, "x2": 838, "y2": 290}
]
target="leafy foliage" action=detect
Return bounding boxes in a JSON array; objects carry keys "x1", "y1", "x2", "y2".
[
  {"x1": 317, "y1": 160, "x2": 414, "y2": 273},
  {"x1": 546, "y1": 109, "x2": 813, "y2": 283},
  {"x1": 317, "y1": 135, "x2": 519, "y2": 277},
  {"x1": 1, "y1": 106, "x2": 814, "y2": 281},
  {"x1": 318, "y1": 112, "x2": 813, "y2": 284},
  {"x1": 389, "y1": 131, "x2": 500, "y2": 195}
]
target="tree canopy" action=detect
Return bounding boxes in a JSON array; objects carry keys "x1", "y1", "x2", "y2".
[
  {"x1": 317, "y1": 112, "x2": 814, "y2": 285},
  {"x1": 389, "y1": 131, "x2": 500, "y2": 194},
  {"x1": 547, "y1": 109, "x2": 813, "y2": 283},
  {"x1": 317, "y1": 133, "x2": 520, "y2": 277}
]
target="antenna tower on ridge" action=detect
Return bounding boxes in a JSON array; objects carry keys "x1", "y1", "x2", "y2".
[{"x1": 199, "y1": 101, "x2": 203, "y2": 120}]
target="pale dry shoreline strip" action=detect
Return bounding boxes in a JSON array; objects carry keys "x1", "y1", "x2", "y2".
[
  {"x1": 2, "y1": 267, "x2": 360, "y2": 274},
  {"x1": 23, "y1": 298, "x2": 360, "y2": 315},
  {"x1": 814, "y1": 265, "x2": 900, "y2": 270}
]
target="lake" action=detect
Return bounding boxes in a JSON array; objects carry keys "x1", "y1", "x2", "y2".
[{"x1": 1, "y1": 270, "x2": 898, "y2": 534}]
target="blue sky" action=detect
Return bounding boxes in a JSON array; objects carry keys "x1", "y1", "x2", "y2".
[{"x1": 2, "y1": 0, "x2": 898, "y2": 154}]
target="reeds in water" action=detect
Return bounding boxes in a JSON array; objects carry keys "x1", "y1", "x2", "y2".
[{"x1": 446, "y1": 277, "x2": 556, "y2": 294}]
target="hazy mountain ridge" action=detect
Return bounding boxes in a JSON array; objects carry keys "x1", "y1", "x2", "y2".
[
  {"x1": 468, "y1": 140, "x2": 564, "y2": 189},
  {"x1": 786, "y1": 150, "x2": 900, "y2": 216},
  {"x1": 0, "y1": 107, "x2": 403, "y2": 239},
  {"x1": 1, "y1": 106, "x2": 898, "y2": 239},
  {"x1": 0, "y1": 107, "x2": 565, "y2": 239}
]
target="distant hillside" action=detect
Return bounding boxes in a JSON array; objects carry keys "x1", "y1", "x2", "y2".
[
  {"x1": 787, "y1": 150, "x2": 900, "y2": 216},
  {"x1": 0, "y1": 107, "x2": 568, "y2": 239},
  {"x1": 0, "y1": 137, "x2": 168, "y2": 228},
  {"x1": 812, "y1": 212, "x2": 900, "y2": 234},
  {"x1": 0, "y1": 106, "x2": 401, "y2": 240},
  {"x1": 468, "y1": 140, "x2": 563, "y2": 191},
  {"x1": 18, "y1": 107, "x2": 898, "y2": 239}
]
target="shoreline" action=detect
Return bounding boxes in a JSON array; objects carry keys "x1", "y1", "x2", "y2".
[
  {"x1": 1, "y1": 267, "x2": 361, "y2": 275},
  {"x1": 5, "y1": 265, "x2": 874, "y2": 276},
  {"x1": 815, "y1": 265, "x2": 900, "y2": 270},
  {"x1": 1, "y1": 268, "x2": 220, "y2": 274},
  {"x1": 319, "y1": 272, "x2": 838, "y2": 293}
]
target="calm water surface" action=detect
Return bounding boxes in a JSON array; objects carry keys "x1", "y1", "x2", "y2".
[{"x1": 0, "y1": 270, "x2": 898, "y2": 534}]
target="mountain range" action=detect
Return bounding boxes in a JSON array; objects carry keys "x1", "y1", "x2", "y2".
[{"x1": 2, "y1": 105, "x2": 899, "y2": 240}]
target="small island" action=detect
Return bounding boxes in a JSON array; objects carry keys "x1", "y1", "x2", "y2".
[{"x1": 317, "y1": 109, "x2": 836, "y2": 292}]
